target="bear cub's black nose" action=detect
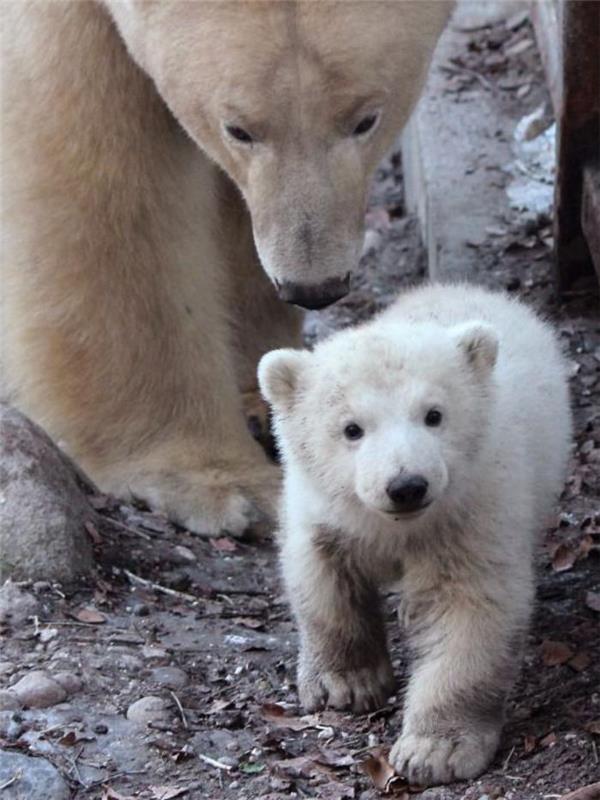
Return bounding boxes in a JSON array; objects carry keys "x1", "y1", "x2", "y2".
[{"x1": 386, "y1": 475, "x2": 429, "y2": 511}]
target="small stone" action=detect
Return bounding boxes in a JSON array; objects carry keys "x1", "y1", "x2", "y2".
[
  {"x1": 142, "y1": 645, "x2": 169, "y2": 660},
  {"x1": 0, "y1": 580, "x2": 41, "y2": 626},
  {"x1": 0, "y1": 661, "x2": 15, "y2": 677},
  {"x1": 0, "y1": 750, "x2": 70, "y2": 800},
  {"x1": 0, "y1": 711, "x2": 24, "y2": 740},
  {"x1": 131, "y1": 602, "x2": 150, "y2": 617},
  {"x1": 150, "y1": 666, "x2": 188, "y2": 690},
  {"x1": 0, "y1": 690, "x2": 22, "y2": 711},
  {"x1": 12, "y1": 670, "x2": 67, "y2": 709},
  {"x1": 172, "y1": 545, "x2": 197, "y2": 564},
  {"x1": 93, "y1": 722, "x2": 109, "y2": 734},
  {"x1": 362, "y1": 228, "x2": 382, "y2": 257},
  {"x1": 126, "y1": 695, "x2": 171, "y2": 726},
  {"x1": 52, "y1": 671, "x2": 82, "y2": 695}
]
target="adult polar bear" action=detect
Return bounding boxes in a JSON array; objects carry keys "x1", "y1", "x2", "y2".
[{"x1": 1, "y1": 1, "x2": 450, "y2": 536}]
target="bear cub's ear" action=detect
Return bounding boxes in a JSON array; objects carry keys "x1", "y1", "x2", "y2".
[
  {"x1": 452, "y1": 321, "x2": 499, "y2": 373},
  {"x1": 258, "y1": 349, "x2": 308, "y2": 410}
]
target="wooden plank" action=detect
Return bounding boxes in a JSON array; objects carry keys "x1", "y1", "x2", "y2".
[
  {"x1": 552, "y1": 0, "x2": 600, "y2": 288},
  {"x1": 581, "y1": 164, "x2": 600, "y2": 282},
  {"x1": 530, "y1": 0, "x2": 562, "y2": 113}
]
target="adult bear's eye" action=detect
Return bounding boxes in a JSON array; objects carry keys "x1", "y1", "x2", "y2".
[
  {"x1": 344, "y1": 422, "x2": 364, "y2": 440},
  {"x1": 425, "y1": 408, "x2": 443, "y2": 427},
  {"x1": 352, "y1": 113, "x2": 379, "y2": 137},
  {"x1": 225, "y1": 125, "x2": 254, "y2": 144}
]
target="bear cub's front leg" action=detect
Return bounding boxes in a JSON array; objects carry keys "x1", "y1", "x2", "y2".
[{"x1": 282, "y1": 526, "x2": 395, "y2": 713}]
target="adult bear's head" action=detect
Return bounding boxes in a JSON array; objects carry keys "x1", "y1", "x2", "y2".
[{"x1": 104, "y1": 1, "x2": 450, "y2": 309}]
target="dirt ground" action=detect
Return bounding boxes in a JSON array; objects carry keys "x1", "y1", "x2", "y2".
[{"x1": 1, "y1": 14, "x2": 599, "y2": 800}]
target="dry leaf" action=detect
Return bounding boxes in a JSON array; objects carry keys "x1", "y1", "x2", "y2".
[
  {"x1": 551, "y1": 543, "x2": 577, "y2": 572},
  {"x1": 523, "y1": 734, "x2": 537, "y2": 753},
  {"x1": 585, "y1": 591, "x2": 600, "y2": 613},
  {"x1": 150, "y1": 787, "x2": 188, "y2": 800},
  {"x1": 568, "y1": 651, "x2": 591, "y2": 672},
  {"x1": 317, "y1": 781, "x2": 356, "y2": 799},
  {"x1": 315, "y1": 747, "x2": 355, "y2": 768},
  {"x1": 541, "y1": 640, "x2": 574, "y2": 666},
  {"x1": 101, "y1": 788, "x2": 136, "y2": 800},
  {"x1": 85, "y1": 520, "x2": 102, "y2": 545},
  {"x1": 585, "y1": 720, "x2": 600, "y2": 736},
  {"x1": 559, "y1": 783, "x2": 600, "y2": 800},
  {"x1": 539, "y1": 731, "x2": 558, "y2": 748},
  {"x1": 273, "y1": 755, "x2": 321, "y2": 779},
  {"x1": 210, "y1": 537, "x2": 238, "y2": 553},
  {"x1": 361, "y1": 749, "x2": 411, "y2": 796},
  {"x1": 261, "y1": 702, "x2": 320, "y2": 731},
  {"x1": 234, "y1": 617, "x2": 265, "y2": 630},
  {"x1": 75, "y1": 608, "x2": 107, "y2": 624}
]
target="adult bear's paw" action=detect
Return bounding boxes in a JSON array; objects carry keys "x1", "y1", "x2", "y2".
[
  {"x1": 390, "y1": 725, "x2": 499, "y2": 786},
  {"x1": 101, "y1": 458, "x2": 280, "y2": 538}
]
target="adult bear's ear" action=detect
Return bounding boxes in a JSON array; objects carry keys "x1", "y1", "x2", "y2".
[
  {"x1": 258, "y1": 349, "x2": 308, "y2": 411},
  {"x1": 452, "y1": 322, "x2": 499, "y2": 374}
]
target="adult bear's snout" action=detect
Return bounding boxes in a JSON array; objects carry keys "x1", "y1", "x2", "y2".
[{"x1": 276, "y1": 274, "x2": 350, "y2": 310}]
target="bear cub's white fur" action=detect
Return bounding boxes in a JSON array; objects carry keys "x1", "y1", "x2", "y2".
[{"x1": 258, "y1": 283, "x2": 571, "y2": 786}]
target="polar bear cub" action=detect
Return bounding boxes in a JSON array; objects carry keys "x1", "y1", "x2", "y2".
[{"x1": 258, "y1": 283, "x2": 571, "y2": 785}]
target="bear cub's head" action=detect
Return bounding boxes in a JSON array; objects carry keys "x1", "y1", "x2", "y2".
[{"x1": 259, "y1": 320, "x2": 498, "y2": 523}]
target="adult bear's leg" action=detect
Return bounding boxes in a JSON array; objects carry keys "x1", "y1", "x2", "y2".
[
  {"x1": 1, "y1": 1, "x2": 278, "y2": 536},
  {"x1": 216, "y1": 177, "x2": 303, "y2": 446}
]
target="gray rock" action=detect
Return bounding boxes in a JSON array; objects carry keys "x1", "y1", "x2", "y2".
[
  {"x1": 0, "y1": 581, "x2": 41, "y2": 626},
  {"x1": 0, "y1": 661, "x2": 15, "y2": 677},
  {"x1": 11, "y1": 670, "x2": 67, "y2": 708},
  {"x1": 52, "y1": 671, "x2": 82, "y2": 695},
  {"x1": 0, "y1": 711, "x2": 24, "y2": 741},
  {"x1": 0, "y1": 750, "x2": 70, "y2": 800},
  {"x1": 126, "y1": 695, "x2": 171, "y2": 726},
  {"x1": 0, "y1": 689, "x2": 21, "y2": 711},
  {"x1": 0, "y1": 404, "x2": 94, "y2": 582},
  {"x1": 149, "y1": 666, "x2": 188, "y2": 690}
]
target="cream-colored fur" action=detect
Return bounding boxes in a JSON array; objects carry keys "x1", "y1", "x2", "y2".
[
  {"x1": 259, "y1": 283, "x2": 572, "y2": 785},
  {"x1": 0, "y1": 1, "x2": 449, "y2": 536}
]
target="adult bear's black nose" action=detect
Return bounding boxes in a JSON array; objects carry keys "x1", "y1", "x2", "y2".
[
  {"x1": 276, "y1": 274, "x2": 350, "y2": 310},
  {"x1": 386, "y1": 475, "x2": 429, "y2": 512}
]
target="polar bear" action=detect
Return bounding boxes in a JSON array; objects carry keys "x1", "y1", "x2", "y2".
[
  {"x1": 0, "y1": 1, "x2": 450, "y2": 536},
  {"x1": 258, "y1": 283, "x2": 571, "y2": 785}
]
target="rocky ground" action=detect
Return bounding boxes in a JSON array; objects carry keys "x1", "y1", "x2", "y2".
[{"x1": 1, "y1": 11, "x2": 599, "y2": 800}]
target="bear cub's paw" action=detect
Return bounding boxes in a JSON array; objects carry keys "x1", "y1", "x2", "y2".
[
  {"x1": 390, "y1": 726, "x2": 500, "y2": 786},
  {"x1": 299, "y1": 659, "x2": 395, "y2": 714}
]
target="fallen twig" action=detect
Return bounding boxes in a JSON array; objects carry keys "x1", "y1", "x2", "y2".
[
  {"x1": 170, "y1": 691, "x2": 189, "y2": 730},
  {"x1": 106, "y1": 517, "x2": 153, "y2": 541},
  {"x1": 123, "y1": 569, "x2": 199, "y2": 604},
  {"x1": 559, "y1": 783, "x2": 600, "y2": 800},
  {"x1": 197, "y1": 753, "x2": 233, "y2": 772},
  {"x1": 0, "y1": 771, "x2": 21, "y2": 791}
]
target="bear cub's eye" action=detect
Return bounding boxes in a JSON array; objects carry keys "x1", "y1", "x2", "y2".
[
  {"x1": 226, "y1": 125, "x2": 254, "y2": 144},
  {"x1": 425, "y1": 408, "x2": 443, "y2": 427},
  {"x1": 352, "y1": 113, "x2": 379, "y2": 137},
  {"x1": 344, "y1": 422, "x2": 364, "y2": 441}
]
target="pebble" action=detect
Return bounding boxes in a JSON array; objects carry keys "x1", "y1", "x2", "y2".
[
  {"x1": 94, "y1": 722, "x2": 109, "y2": 734},
  {"x1": 0, "y1": 581, "x2": 41, "y2": 626},
  {"x1": 131, "y1": 602, "x2": 150, "y2": 617},
  {"x1": 126, "y1": 695, "x2": 172, "y2": 726},
  {"x1": 52, "y1": 671, "x2": 82, "y2": 694},
  {"x1": 0, "y1": 690, "x2": 22, "y2": 711},
  {"x1": 0, "y1": 711, "x2": 24, "y2": 741},
  {"x1": 0, "y1": 750, "x2": 70, "y2": 800},
  {"x1": 172, "y1": 545, "x2": 197, "y2": 564},
  {"x1": 142, "y1": 645, "x2": 169, "y2": 661},
  {"x1": 0, "y1": 661, "x2": 15, "y2": 677},
  {"x1": 150, "y1": 666, "x2": 188, "y2": 690},
  {"x1": 11, "y1": 670, "x2": 67, "y2": 708}
]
